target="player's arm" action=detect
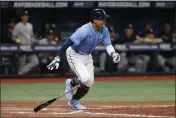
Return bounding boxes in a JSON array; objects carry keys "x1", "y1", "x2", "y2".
[
  {"x1": 57, "y1": 38, "x2": 74, "y2": 57},
  {"x1": 11, "y1": 25, "x2": 24, "y2": 44},
  {"x1": 30, "y1": 24, "x2": 39, "y2": 44},
  {"x1": 11, "y1": 36, "x2": 22, "y2": 44},
  {"x1": 102, "y1": 27, "x2": 120, "y2": 63},
  {"x1": 47, "y1": 38, "x2": 74, "y2": 70},
  {"x1": 134, "y1": 36, "x2": 144, "y2": 43},
  {"x1": 47, "y1": 27, "x2": 87, "y2": 70},
  {"x1": 143, "y1": 37, "x2": 163, "y2": 43},
  {"x1": 106, "y1": 44, "x2": 120, "y2": 63}
]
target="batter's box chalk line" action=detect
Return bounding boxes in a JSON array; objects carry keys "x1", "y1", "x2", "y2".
[
  {"x1": 10, "y1": 110, "x2": 83, "y2": 115},
  {"x1": 94, "y1": 104, "x2": 175, "y2": 108},
  {"x1": 55, "y1": 104, "x2": 175, "y2": 109}
]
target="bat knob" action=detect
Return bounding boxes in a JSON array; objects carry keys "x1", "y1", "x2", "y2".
[{"x1": 34, "y1": 108, "x2": 38, "y2": 113}]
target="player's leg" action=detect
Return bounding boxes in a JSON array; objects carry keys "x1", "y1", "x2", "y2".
[
  {"x1": 135, "y1": 57, "x2": 143, "y2": 72},
  {"x1": 72, "y1": 54, "x2": 94, "y2": 101},
  {"x1": 138, "y1": 54, "x2": 150, "y2": 72},
  {"x1": 99, "y1": 52, "x2": 107, "y2": 71},
  {"x1": 68, "y1": 60, "x2": 93, "y2": 110},
  {"x1": 19, "y1": 54, "x2": 39, "y2": 75},
  {"x1": 18, "y1": 54, "x2": 26, "y2": 75},
  {"x1": 65, "y1": 47, "x2": 92, "y2": 109},
  {"x1": 65, "y1": 63, "x2": 91, "y2": 99},
  {"x1": 165, "y1": 56, "x2": 176, "y2": 71},
  {"x1": 117, "y1": 52, "x2": 128, "y2": 72},
  {"x1": 85, "y1": 54, "x2": 94, "y2": 87},
  {"x1": 128, "y1": 55, "x2": 143, "y2": 72},
  {"x1": 157, "y1": 54, "x2": 166, "y2": 71}
]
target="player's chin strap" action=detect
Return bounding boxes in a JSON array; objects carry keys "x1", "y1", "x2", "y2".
[{"x1": 71, "y1": 77, "x2": 89, "y2": 100}]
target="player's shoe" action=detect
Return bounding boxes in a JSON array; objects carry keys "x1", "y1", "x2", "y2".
[
  {"x1": 68, "y1": 99, "x2": 87, "y2": 110},
  {"x1": 65, "y1": 79, "x2": 73, "y2": 100}
]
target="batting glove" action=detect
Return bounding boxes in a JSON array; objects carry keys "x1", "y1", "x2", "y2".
[
  {"x1": 47, "y1": 56, "x2": 60, "y2": 70},
  {"x1": 111, "y1": 52, "x2": 120, "y2": 63}
]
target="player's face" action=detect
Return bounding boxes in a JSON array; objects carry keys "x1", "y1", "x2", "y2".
[
  {"x1": 21, "y1": 15, "x2": 29, "y2": 22},
  {"x1": 94, "y1": 19, "x2": 105, "y2": 28},
  {"x1": 145, "y1": 24, "x2": 151, "y2": 31},
  {"x1": 164, "y1": 24, "x2": 170, "y2": 32},
  {"x1": 45, "y1": 23, "x2": 50, "y2": 30},
  {"x1": 125, "y1": 28, "x2": 133, "y2": 36}
]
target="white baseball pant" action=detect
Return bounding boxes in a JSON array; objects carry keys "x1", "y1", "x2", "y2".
[{"x1": 66, "y1": 46, "x2": 94, "y2": 87}]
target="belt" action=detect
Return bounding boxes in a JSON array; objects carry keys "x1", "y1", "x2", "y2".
[{"x1": 71, "y1": 46, "x2": 79, "y2": 53}]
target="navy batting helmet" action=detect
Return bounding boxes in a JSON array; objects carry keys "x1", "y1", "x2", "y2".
[{"x1": 91, "y1": 8, "x2": 110, "y2": 22}]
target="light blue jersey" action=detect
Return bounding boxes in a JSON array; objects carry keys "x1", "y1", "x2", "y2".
[{"x1": 70, "y1": 22, "x2": 111, "y2": 55}]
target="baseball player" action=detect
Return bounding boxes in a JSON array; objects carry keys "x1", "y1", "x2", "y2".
[
  {"x1": 47, "y1": 9, "x2": 120, "y2": 110},
  {"x1": 12, "y1": 10, "x2": 39, "y2": 75},
  {"x1": 38, "y1": 29, "x2": 57, "y2": 73}
]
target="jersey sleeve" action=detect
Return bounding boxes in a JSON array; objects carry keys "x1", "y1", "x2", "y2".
[
  {"x1": 69, "y1": 27, "x2": 87, "y2": 45},
  {"x1": 102, "y1": 27, "x2": 111, "y2": 45},
  {"x1": 12, "y1": 25, "x2": 20, "y2": 36},
  {"x1": 57, "y1": 38, "x2": 74, "y2": 57}
]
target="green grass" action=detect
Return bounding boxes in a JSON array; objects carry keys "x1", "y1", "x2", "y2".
[{"x1": 1, "y1": 80, "x2": 175, "y2": 102}]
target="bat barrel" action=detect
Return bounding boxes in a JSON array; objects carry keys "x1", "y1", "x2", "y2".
[{"x1": 34, "y1": 98, "x2": 56, "y2": 112}]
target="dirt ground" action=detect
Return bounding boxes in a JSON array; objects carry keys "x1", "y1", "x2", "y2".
[
  {"x1": 1, "y1": 75, "x2": 175, "y2": 118},
  {"x1": 1, "y1": 101, "x2": 175, "y2": 118}
]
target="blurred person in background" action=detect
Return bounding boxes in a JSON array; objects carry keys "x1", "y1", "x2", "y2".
[
  {"x1": 137, "y1": 28, "x2": 163, "y2": 72},
  {"x1": 2, "y1": 19, "x2": 16, "y2": 44},
  {"x1": 38, "y1": 21, "x2": 50, "y2": 39},
  {"x1": 138, "y1": 23, "x2": 153, "y2": 37},
  {"x1": 160, "y1": 23, "x2": 173, "y2": 43},
  {"x1": 118, "y1": 24, "x2": 150, "y2": 72},
  {"x1": 38, "y1": 29, "x2": 58, "y2": 73},
  {"x1": 1, "y1": 19, "x2": 18, "y2": 74},
  {"x1": 99, "y1": 26, "x2": 120, "y2": 72},
  {"x1": 38, "y1": 22, "x2": 60, "y2": 43},
  {"x1": 11, "y1": 10, "x2": 39, "y2": 75},
  {"x1": 107, "y1": 26, "x2": 120, "y2": 45},
  {"x1": 51, "y1": 23, "x2": 61, "y2": 43},
  {"x1": 172, "y1": 31, "x2": 176, "y2": 42},
  {"x1": 141, "y1": 29, "x2": 163, "y2": 43},
  {"x1": 157, "y1": 23, "x2": 176, "y2": 72}
]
